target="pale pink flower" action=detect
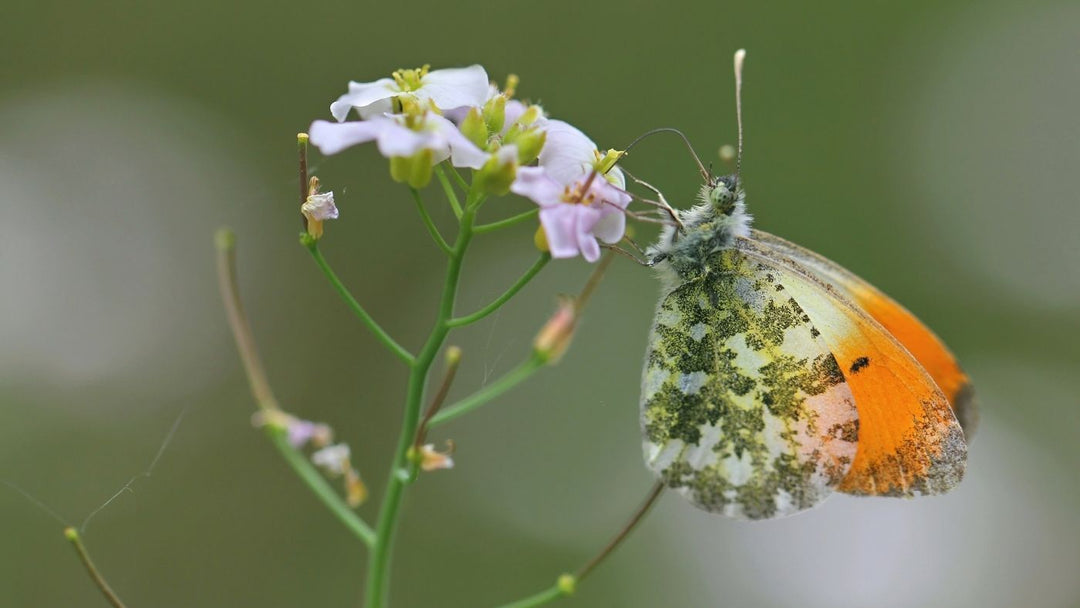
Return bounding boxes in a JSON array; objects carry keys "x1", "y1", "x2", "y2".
[{"x1": 512, "y1": 168, "x2": 630, "y2": 262}]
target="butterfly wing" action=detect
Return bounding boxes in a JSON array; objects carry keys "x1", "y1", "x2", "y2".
[
  {"x1": 735, "y1": 238, "x2": 967, "y2": 497},
  {"x1": 642, "y1": 249, "x2": 859, "y2": 519},
  {"x1": 749, "y1": 229, "x2": 977, "y2": 434}
]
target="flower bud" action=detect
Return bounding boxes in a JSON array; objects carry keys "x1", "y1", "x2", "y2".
[
  {"x1": 534, "y1": 225, "x2": 549, "y2": 254},
  {"x1": 475, "y1": 145, "x2": 518, "y2": 196},
  {"x1": 445, "y1": 345, "x2": 463, "y2": 366},
  {"x1": 557, "y1": 574, "x2": 577, "y2": 595},
  {"x1": 389, "y1": 149, "x2": 435, "y2": 188},
  {"x1": 517, "y1": 104, "x2": 542, "y2": 127},
  {"x1": 512, "y1": 128, "x2": 546, "y2": 165},
  {"x1": 483, "y1": 94, "x2": 507, "y2": 136},
  {"x1": 459, "y1": 107, "x2": 489, "y2": 149},
  {"x1": 533, "y1": 298, "x2": 577, "y2": 364}
]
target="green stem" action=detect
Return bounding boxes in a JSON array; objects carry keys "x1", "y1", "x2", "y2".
[
  {"x1": 447, "y1": 254, "x2": 550, "y2": 328},
  {"x1": 266, "y1": 428, "x2": 376, "y2": 546},
  {"x1": 474, "y1": 208, "x2": 539, "y2": 234},
  {"x1": 411, "y1": 188, "x2": 452, "y2": 254},
  {"x1": 434, "y1": 164, "x2": 463, "y2": 218},
  {"x1": 305, "y1": 243, "x2": 415, "y2": 366},
  {"x1": 446, "y1": 164, "x2": 471, "y2": 194},
  {"x1": 216, "y1": 229, "x2": 377, "y2": 547},
  {"x1": 428, "y1": 354, "x2": 545, "y2": 428},
  {"x1": 364, "y1": 193, "x2": 481, "y2": 608},
  {"x1": 493, "y1": 584, "x2": 568, "y2": 608},
  {"x1": 64, "y1": 528, "x2": 127, "y2": 608}
]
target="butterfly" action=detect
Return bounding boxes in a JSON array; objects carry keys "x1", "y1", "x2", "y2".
[{"x1": 639, "y1": 50, "x2": 975, "y2": 519}]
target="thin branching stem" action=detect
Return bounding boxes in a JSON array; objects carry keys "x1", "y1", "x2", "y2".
[
  {"x1": 575, "y1": 481, "x2": 664, "y2": 581},
  {"x1": 216, "y1": 229, "x2": 376, "y2": 547},
  {"x1": 447, "y1": 254, "x2": 551, "y2": 327},
  {"x1": 446, "y1": 164, "x2": 471, "y2": 194},
  {"x1": 428, "y1": 353, "x2": 546, "y2": 428},
  {"x1": 434, "y1": 164, "x2": 464, "y2": 218},
  {"x1": 298, "y1": 133, "x2": 310, "y2": 229},
  {"x1": 414, "y1": 347, "x2": 463, "y2": 448},
  {"x1": 411, "y1": 188, "x2": 453, "y2": 254},
  {"x1": 576, "y1": 251, "x2": 615, "y2": 312},
  {"x1": 267, "y1": 428, "x2": 377, "y2": 546},
  {"x1": 304, "y1": 242, "x2": 416, "y2": 366},
  {"x1": 493, "y1": 585, "x2": 567, "y2": 608},
  {"x1": 474, "y1": 207, "x2": 539, "y2": 233},
  {"x1": 64, "y1": 528, "x2": 127, "y2": 608}
]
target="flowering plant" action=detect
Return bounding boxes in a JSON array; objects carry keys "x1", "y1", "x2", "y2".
[{"x1": 66, "y1": 63, "x2": 684, "y2": 608}]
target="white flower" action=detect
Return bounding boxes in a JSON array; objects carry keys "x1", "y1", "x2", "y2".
[
  {"x1": 330, "y1": 65, "x2": 489, "y2": 122},
  {"x1": 308, "y1": 112, "x2": 488, "y2": 169},
  {"x1": 301, "y1": 191, "x2": 338, "y2": 221},
  {"x1": 539, "y1": 120, "x2": 624, "y2": 189},
  {"x1": 311, "y1": 443, "x2": 351, "y2": 476},
  {"x1": 300, "y1": 187, "x2": 338, "y2": 240}
]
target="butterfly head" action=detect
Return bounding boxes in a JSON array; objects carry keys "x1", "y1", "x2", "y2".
[{"x1": 703, "y1": 174, "x2": 741, "y2": 216}]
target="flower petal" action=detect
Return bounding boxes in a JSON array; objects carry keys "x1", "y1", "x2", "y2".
[
  {"x1": 372, "y1": 120, "x2": 438, "y2": 158},
  {"x1": 308, "y1": 119, "x2": 384, "y2": 155},
  {"x1": 573, "y1": 205, "x2": 605, "y2": 263},
  {"x1": 605, "y1": 166, "x2": 626, "y2": 190},
  {"x1": 426, "y1": 113, "x2": 488, "y2": 169},
  {"x1": 417, "y1": 65, "x2": 490, "y2": 112},
  {"x1": 592, "y1": 207, "x2": 626, "y2": 244},
  {"x1": 444, "y1": 83, "x2": 499, "y2": 123},
  {"x1": 511, "y1": 167, "x2": 565, "y2": 207},
  {"x1": 301, "y1": 192, "x2": 339, "y2": 221},
  {"x1": 329, "y1": 78, "x2": 398, "y2": 122},
  {"x1": 594, "y1": 180, "x2": 632, "y2": 210},
  {"x1": 539, "y1": 205, "x2": 585, "y2": 259},
  {"x1": 538, "y1": 120, "x2": 600, "y2": 185}
]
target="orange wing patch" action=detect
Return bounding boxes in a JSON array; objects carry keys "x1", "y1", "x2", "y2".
[
  {"x1": 847, "y1": 284, "x2": 976, "y2": 433},
  {"x1": 736, "y1": 240, "x2": 966, "y2": 496},
  {"x1": 749, "y1": 229, "x2": 977, "y2": 435}
]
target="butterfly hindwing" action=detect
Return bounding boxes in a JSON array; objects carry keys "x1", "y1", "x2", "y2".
[
  {"x1": 748, "y1": 229, "x2": 977, "y2": 435},
  {"x1": 735, "y1": 238, "x2": 967, "y2": 497},
  {"x1": 641, "y1": 249, "x2": 859, "y2": 519}
]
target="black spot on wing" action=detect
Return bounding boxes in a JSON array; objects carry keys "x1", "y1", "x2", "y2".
[{"x1": 849, "y1": 356, "x2": 871, "y2": 374}]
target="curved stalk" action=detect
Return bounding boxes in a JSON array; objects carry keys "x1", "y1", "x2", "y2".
[
  {"x1": 447, "y1": 254, "x2": 550, "y2": 327},
  {"x1": 305, "y1": 243, "x2": 415, "y2": 366}
]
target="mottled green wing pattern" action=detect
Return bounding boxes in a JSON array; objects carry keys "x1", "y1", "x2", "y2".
[{"x1": 641, "y1": 249, "x2": 859, "y2": 519}]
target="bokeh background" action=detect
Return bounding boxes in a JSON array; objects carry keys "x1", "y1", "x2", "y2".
[{"x1": 2, "y1": 1, "x2": 1078, "y2": 606}]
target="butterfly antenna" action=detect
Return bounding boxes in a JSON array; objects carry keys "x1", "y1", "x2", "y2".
[
  {"x1": 733, "y1": 49, "x2": 746, "y2": 186},
  {"x1": 624, "y1": 127, "x2": 710, "y2": 181}
]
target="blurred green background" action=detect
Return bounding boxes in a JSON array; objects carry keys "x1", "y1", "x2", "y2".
[{"x1": 2, "y1": 0, "x2": 1078, "y2": 606}]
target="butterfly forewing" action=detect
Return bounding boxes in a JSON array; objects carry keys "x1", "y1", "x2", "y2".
[
  {"x1": 748, "y1": 229, "x2": 977, "y2": 435},
  {"x1": 735, "y1": 239, "x2": 967, "y2": 497},
  {"x1": 641, "y1": 249, "x2": 859, "y2": 519}
]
